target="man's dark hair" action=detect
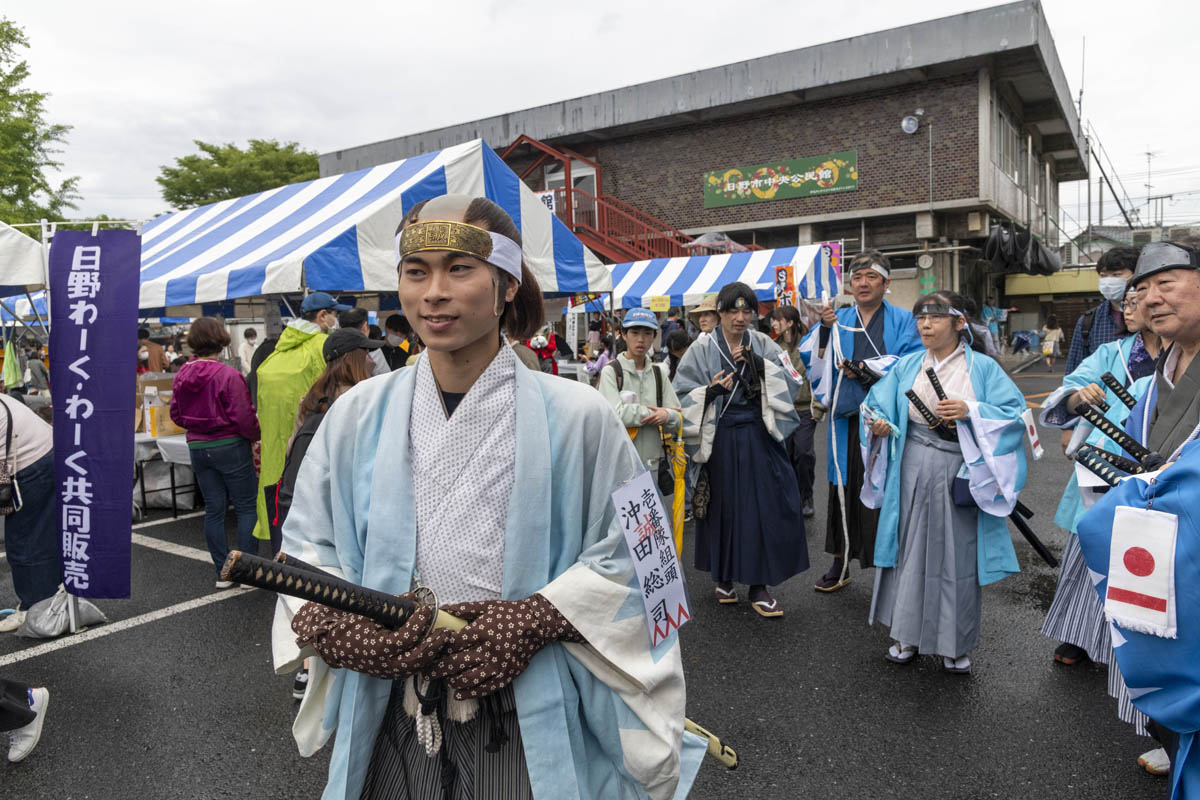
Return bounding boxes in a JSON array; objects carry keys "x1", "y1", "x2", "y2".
[
  {"x1": 368, "y1": 324, "x2": 383, "y2": 340},
  {"x1": 138, "y1": 328, "x2": 150, "y2": 341},
  {"x1": 385, "y1": 313, "x2": 409, "y2": 334},
  {"x1": 244, "y1": 327, "x2": 257, "y2": 340},
  {"x1": 666, "y1": 329, "x2": 691, "y2": 353},
  {"x1": 715, "y1": 281, "x2": 758, "y2": 313},
  {"x1": 1097, "y1": 246, "x2": 1139, "y2": 274},
  {"x1": 302, "y1": 310, "x2": 321, "y2": 323},
  {"x1": 338, "y1": 307, "x2": 368, "y2": 331}
]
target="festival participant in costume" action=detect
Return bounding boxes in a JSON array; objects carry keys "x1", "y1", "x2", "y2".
[
  {"x1": 858, "y1": 291, "x2": 1026, "y2": 674},
  {"x1": 1075, "y1": 241, "x2": 1200, "y2": 798},
  {"x1": 770, "y1": 305, "x2": 816, "y2": 517},
  {"x1": 273, "y1": 195, "x2": 706, "y2": 800},
  {"x1": 597, "y1": 308, "x2": 682, "y2": 482},
  {"x1": 1039, "y1": 290, "x2": 1161, "y2": 666},
  {"x1": 674, "y1": 282, "x2": 808, "y2": 616},
  {"x1": 798, "y1": 250, "x2": 922, "y2": 592},
  {"x1": 253, "y1": 292, "x2": 346, "y2": 550}
]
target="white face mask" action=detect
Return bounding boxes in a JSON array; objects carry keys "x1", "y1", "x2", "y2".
[
  {"x1": 139, "y1": 349, "x2": 149, "y2": 361},
  {"x1": 1098, "y1": 277, "x2": 1128, "y2": 302},
  {"x1": 386, "y1": 333, "x2": 404, "y2": 346}
]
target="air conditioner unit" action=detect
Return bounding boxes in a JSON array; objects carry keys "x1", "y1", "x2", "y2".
[
  {"x1": 1169, "y1": 226, "x2": 1195, "y2": 241},
  {"x1": 1131, "y1": 229, "x2": 1160, "y2": 247}
]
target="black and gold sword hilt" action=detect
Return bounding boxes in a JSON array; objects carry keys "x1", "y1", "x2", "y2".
[
  {"x1": 1073, "y1": 445, "x2": 1124, "y2": 488},
  {"x1": 842, "y1": 359, "x2": 882, "y2": 387},
  {"x1": 1076, "y1": 444, "x2": 1143, "y2": 475},
  {"x1": 1100, "y1": 372, "x2": 1138, "y2": 410},
  {"x1": 1075, "y1": 403, "x2": 1165, "y2": 470},
  {"x1": 905, "y1": 390, "x2": 957, "y2": 442}
]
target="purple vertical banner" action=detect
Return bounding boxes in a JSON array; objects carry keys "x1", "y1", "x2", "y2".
[{"x1": 49, "y1": 230, "x2": 140, "y2": 598}]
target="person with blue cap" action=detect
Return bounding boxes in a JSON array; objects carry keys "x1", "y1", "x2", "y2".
[
  {"x1": 597, "y1": 307, "x2": 682, "y2": 478},
  {"x1": 253, "y1": 291, "x2": 350, "y2": 551}
]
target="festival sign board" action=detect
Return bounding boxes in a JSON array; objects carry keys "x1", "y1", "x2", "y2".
[
  {"x1": 703, "y1": 151, "x2": 858, "y2": 208},
  {"x1": 612, "y1": 470, "x2": 691, "y2": 648},
  {"x1": 49, "y1": 229, "x2": 139, "y2": 598},
  {"x1": 647, "y1": 295, "x2": 671, "y2": 313}
]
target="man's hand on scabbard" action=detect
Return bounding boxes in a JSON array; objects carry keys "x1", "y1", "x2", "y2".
[
  {"x1": 291, "y1": 594, "x2": 451, "y2": 681},
  {"x1": 427, "y1": 594, "x2": 583, "y2": 701}
]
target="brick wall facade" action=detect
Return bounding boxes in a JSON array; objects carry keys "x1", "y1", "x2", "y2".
[{"x1": 556, "y1": 74, "x2": 980, "y2": 233}]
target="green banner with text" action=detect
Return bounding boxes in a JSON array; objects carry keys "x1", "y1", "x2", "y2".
[{"x1": 703, "y1": 151, "x2": 858, "y2": 208}]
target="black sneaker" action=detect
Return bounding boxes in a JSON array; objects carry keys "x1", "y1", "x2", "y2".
[
  {"x1": 293, "y1": 668, "x2": 309, "y2": 701},
  {"x1": 1053, "y1": 642, "x2": 1089, "y2": 666}
]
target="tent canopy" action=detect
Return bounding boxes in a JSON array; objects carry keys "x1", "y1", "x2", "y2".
[
  {"x1": 138, "y1": 139, "x2": 610, "y2": 309},
  {"x1": 0, "y1": 221, "x2": 46, "y2": 298},
  {"x1": 600, "y1": 245, "x2": 841, "y2": 311}
]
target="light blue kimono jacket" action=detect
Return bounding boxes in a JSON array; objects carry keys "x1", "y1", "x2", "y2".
[
  {"x1": 859, "y1": 346, "x2": 1027, "y2": 585},
  {"x1": 272, "y1": 358, "x2": 707, "y2": 800},
  {"x1": 797, "y1": 301, "x2": 923, "y2": 484},
  {"x1": 1038, "y1": 335, "x2": 1151, "y2": 532}
]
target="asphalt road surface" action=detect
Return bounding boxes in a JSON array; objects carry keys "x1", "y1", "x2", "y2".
[{"x1": 0, "y1": 360, "x2": 1167, "y2": 799}]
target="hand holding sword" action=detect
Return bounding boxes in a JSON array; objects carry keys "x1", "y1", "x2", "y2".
[{"x1": 224, "y1": 551, "x2": 740, "y2": 770}]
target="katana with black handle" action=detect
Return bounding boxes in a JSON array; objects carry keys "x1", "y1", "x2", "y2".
[
  {"x1": 1100, "y1": 372, "x2": 1138, "y2": 410},
  {"x1": 842, "y1": 359, "x2": 882, "y2": 388},
  {"x1": 1075, "y1": 403, "x2": 1165, "y2": 470},
  {"x1": 222, "y1": 551, "x2": 740, "y2": 770},
  {"x1": 1076, "y1": 444, "x2": 1144, "y2": 475},
  {"x1": 1008, "y1": 512, "x2": 1058, "y2": 569},
  {"x1": 905, "y1": 390, "x2": 957, "y2": 442},
  {"x1": 1074, "y1": 445, "x2": 1125, "y2": 488}
]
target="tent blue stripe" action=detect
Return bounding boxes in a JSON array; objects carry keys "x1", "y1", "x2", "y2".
[
  {"x1": 480, "y1": 145, "x2": 522, "y2": 230},
  {"x1": 304, "y1": 227, "x2": 364, "y2": 292},
  {"x1": 400, "y1": 165, "x2": 448, "y2": 217},
  {"x1": 663, "y1": 255, "x2": 717, "y2": 299},
  {"x1": 710, "y1": 251, "x2": 755, "y2": 297},
  {"x1": 143, "y1": 196, "x2": 259, "y2": 273},
  {"x1": 550, "y1": 215, "x2": 586, "y2": 293},
  {"x1": 142, "y1": 182, "x2": 312, "y2": 280},
  {"x1": 621, "y1": 258, "x2": 672, "y2": 308}
]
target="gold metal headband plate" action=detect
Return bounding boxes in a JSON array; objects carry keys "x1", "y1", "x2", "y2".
[{"x1": 399, "y1": 221, "x2": 493, "y2": 261}]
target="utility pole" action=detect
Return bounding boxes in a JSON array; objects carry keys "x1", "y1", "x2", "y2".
[{"x1": 1144, "y1": 148, "x2": 1158, "y2": 225}]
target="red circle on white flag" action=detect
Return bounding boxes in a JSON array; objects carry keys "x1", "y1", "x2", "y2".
[{"x1": 1123, "y1": 546, "x2": 1155, "y2": 577}]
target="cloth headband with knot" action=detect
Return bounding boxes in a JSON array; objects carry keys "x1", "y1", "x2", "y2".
[
  {"x1": 395, "y1": 221, "x2": 523, "y2": 284},
  {"x1": 914, "y1": 304, "x2": 963, "y2": 317},
  {"x1": 850, "y1": 263, "x2": 889, "y2": 280}
]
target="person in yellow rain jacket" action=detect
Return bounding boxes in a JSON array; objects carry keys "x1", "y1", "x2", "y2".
[{"x1": 253, "y1": 292, "x2": 346, "y2": 548}]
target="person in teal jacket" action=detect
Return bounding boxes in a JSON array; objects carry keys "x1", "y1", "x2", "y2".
[{"x1": 858, "y1": 291, "x2": 1027, "y2": 674}]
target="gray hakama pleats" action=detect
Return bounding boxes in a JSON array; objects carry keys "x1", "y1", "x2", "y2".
[
  {"x1": 361, "y1": 683, "x2": 533, "y2": 800},
  {"x1": 870, "y1": 425, "x2": 981, "y2": 659},
  {"x1": 1107, "y1": 642, "x2": 1152, "y2": 737},
  {"x1": 1040, "y1": 532, "x2": 1111, "y2": 663}
]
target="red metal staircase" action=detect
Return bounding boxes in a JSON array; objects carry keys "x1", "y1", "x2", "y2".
[{"x1": 500, "y1": 135, "x2": 758, "y2": 263}]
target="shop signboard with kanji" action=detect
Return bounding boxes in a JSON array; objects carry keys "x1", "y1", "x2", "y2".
[{"x1": 703, "y1": 151, "x2": 858, "y2": 208}]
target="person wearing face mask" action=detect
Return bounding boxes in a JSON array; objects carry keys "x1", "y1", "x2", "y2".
[
  {"x1": 1064, "y1": 247, "x2": 1139, "y2": 374},
  {"x1": 252, "y1": 291, "x2": 348, "y2": 543},
  {"x1": 238, "y1": 328, "x2": 258, "y2": 377},
  {"x1": 137, "y1": 328, "x2": 169, "y2": 373},
  {"x1": 381, "y1": 313, "x2": 410, "y2": 370}
]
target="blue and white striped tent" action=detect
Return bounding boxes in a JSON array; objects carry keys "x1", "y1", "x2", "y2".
[
  {"x1": 138, "y1": 139, "x2": 609, "y2": 308},
  {"x1": 0, "y1": 290, "x2": 47, "y2": 325},
  {"x1": 0, "y1": 220, "x2": 46, "y2": 298},
  {"x1": 601, "y1": 245, "x2": 841, "y2": 310}
]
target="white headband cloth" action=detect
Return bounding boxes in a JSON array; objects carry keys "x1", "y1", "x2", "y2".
[
  {"x1": 394, "y1": 225, "x2": 524, "y2": 285},
  {"x1": 914, "y1": 303, "x2": 964, "y2": 317},
  {"x1": 851, "y1": 263, "x2": 890, "y2": 279}
]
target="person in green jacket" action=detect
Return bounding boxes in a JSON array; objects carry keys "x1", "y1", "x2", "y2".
[
  {"x1": 254, "y1": 292, "x2": 347, "y2": 548},
  {"x1": 770, "y1": 304, "x2": 816, "y2": 517}
]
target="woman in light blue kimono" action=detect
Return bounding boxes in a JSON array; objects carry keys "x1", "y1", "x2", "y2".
[
  {"x1": 859, "y1": 291, "x2": 1027, "y2": 674},
  {"x1": 273, "y1": 195, "x2": 706, "y2": 800}
]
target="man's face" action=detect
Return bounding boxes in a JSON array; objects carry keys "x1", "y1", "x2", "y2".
[
  {"x1": 314, "y1": 309, "x2": 337, "y2": 332},
  {"x1": 624, "y1": 327, "x2": 655, "y2": 359},
  {"x1": 398, "y1": 249, "x2": 517, "y2": 354},
  {"x1": 849, "y1": 268, "x2": 888, "y2": 307},
  {"x1": 1099, "y1": 267, "x2": 1135, "y2": 281},
  {"x1": 719, "y1": 307, "x2": 754, "y2": 335},
  {"x1": 1136, "y1": 269, "x2": 1200, "y2": 345}
]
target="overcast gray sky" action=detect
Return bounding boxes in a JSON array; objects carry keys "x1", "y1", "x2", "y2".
[{"x1": 12, "y1": 0, "x2": 1199, "y2": 234}]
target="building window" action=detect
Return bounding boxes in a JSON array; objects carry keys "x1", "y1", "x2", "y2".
[{"x1": 992, "y1": 97, "x2": 1022, "y2": 184}]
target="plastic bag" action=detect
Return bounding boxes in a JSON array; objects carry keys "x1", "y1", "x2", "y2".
[{"x1": 19, "y1": 585, "x2": 107, "y2": 638}]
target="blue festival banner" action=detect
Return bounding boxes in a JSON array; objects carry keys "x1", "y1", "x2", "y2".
[{"x1": 49, "y1": 230, "x2": 139, "y2": 598}]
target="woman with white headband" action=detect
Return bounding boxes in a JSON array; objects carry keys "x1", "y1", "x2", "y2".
[
  {"x1": 272, "y1": 195, "x2": 705, "y2": 799},
  {"x1": 857, "y1": 290, "x2": 1027, "y2": 674}
]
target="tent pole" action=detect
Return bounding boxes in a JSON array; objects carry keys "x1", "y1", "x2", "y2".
[{"x1": 23, "y1": 291, "x2": 49, "y2": 342}]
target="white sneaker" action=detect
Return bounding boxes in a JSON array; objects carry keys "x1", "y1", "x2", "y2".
[
  {"x1": 8, "y1": 687, "x2": 48, "y2": 762},
  {"x1": 214, "y1": 580, "x2": 234, "y2": 589},
  {"x1": 0, "y1": 610, "x2": 26, "y2": 633},
  {"x1": 1138, "y1": 747, "x2": 1171, "y2": 776}
]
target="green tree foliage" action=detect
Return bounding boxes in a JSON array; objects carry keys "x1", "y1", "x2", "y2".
[
  {"x1": 0, "y1": 17, "x2": 79, "y2": 224},
  {"x1": 157, "y1": 139, "x2": 319, "y2": 209}
]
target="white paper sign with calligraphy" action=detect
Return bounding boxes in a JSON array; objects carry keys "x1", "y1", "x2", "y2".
[{"x1": 612, "y1": 470, "x2": 691, "y2": 647}]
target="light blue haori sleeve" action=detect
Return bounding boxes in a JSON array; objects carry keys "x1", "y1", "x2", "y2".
[
  {"x1": 675, "y1": 329, "x2": 800, "y2": 464},
  {"x1": 860, "y1": 348, "x2": 1024, "y2": 585},
  {"x1": 271, "y1": 364, "x2": 706, "y2": 800}
]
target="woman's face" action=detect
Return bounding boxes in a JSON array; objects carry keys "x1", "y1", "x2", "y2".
[
  {"x1": 769, "y1": 316, "x2": 793, "y2": 338},
  {"x1": 915, "y1": 313, "x2": 963, "y2": 352},
  {"x1": 1123, "y1": 295, "x2": 1145, "y2": 333},
  {"x1": 719, "y1": 306, "x2": 754, "y2": 336},
  {"x1": 697, "y1": 311, "x2": 718, "y2": 333},
  {"x1": 397, "y1": 247, "x2": 517, "y2": 354}
]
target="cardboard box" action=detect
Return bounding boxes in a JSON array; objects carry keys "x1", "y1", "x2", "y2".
[
  {"x1": 147, "y1": 404, "x2": 184, "y2": 437},
  {"x1": 136, "y1": 372, "x2": 175, "y2": 407}
]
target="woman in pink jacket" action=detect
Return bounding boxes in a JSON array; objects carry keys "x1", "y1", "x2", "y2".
[{"x1": 170, "y1": 318, "x2": 261, "y2": 587}]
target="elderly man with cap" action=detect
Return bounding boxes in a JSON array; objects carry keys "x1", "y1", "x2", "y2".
[
  {"x1": 253, "y1": 291, "x2": 349, "y2": 550},
  {"x1": 798, "y1": 250, "x2": 922, "y2": 592}
]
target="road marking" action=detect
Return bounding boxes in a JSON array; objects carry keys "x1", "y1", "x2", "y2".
[
  {"x1": 0, "y1": 587, "x2": 256, "y2": 667},
  {"x1": 132, "y1": 511, "x2": 205, "y2": 529},
  {"x1": 131, "y1": 533, "x2": 213, "y2": 564},
  {"x1": 1025, "y1": 391, "x2": 1052, "y2": 400}
]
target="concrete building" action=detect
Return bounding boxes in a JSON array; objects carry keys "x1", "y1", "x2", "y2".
[{"x1": 322, "y1": 0, "x2": 1084, "y2": 311}]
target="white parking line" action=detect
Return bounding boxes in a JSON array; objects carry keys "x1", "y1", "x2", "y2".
[
  {"x1": 0, "y1": 586, "x2": 256, "y2": 667},
  {"x1": 131, "y1": 533, "x2": 213, "y2": 564}
]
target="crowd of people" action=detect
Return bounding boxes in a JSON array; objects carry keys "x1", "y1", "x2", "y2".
[{"x1": 2, "y1": 189, "x2": 1198, "y2": 797}]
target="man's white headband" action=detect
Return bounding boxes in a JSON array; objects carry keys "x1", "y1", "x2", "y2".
[
  {"x1": 851, "y1": 263, "x2": 890, "y2": 280},
  {"x1": 395, "y1": 221, "x2": 523, "y2": 284}
]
